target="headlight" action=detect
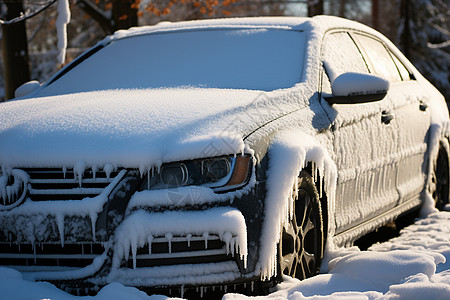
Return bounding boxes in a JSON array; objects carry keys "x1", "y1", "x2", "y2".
[
  {"x1": 142, "y1": 155, "x2": 251, "y2": 191},
  {"x1": 202, "y1": 158, "x2": 231, "y2": 182},
  {"x1": 160, "y1": 163, "x2": 189, "y2": 186}
]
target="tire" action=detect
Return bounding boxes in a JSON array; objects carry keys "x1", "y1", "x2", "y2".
[
  {"x1": 431, "y1": 143, "x2": 450, "y2": 210},
  {"x1": 278, "y1": 170, "x2": 324, "y2": 280}
]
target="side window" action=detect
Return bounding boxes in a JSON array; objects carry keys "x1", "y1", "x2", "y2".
[
  {"x1": 354, "y1": 34, "x2": 402, "y2": 82},
  {"x1": 390, "y1": 51, "x2": 412, "y2": 81},
  {"x1": 322, "y1": 32, "x2": 369, "y2": 83}
]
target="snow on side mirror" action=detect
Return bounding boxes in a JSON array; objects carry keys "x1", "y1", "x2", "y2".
[
  {"x1": 14, "y1": 80, "x2": 41, "y2": 98},
  {"x1": 326, "y1": 72, "x2": 390, "y2": 105}
]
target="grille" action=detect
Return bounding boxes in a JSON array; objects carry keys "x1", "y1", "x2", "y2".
[
  {"x1": 0, "y1": 242, "x2": 105, "y2": 268},
  {"x1": 125, "y1": 234, "x2": 235, "y2": 268},
  {"x1": 25, "y1": 168, "x2": 120, "y2": 201}
]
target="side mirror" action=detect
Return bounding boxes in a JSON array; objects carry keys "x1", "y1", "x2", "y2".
[
  {"x1": 14, "y1": 80, "x2": 41, "y2": 98},
  {"x1": 326, "y1": 72, "x2": 390, "y2": 105}
]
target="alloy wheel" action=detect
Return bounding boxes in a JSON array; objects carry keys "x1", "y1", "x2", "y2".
[{"x1": 279, "y1": 171, "x2": 324, "y2": 280}]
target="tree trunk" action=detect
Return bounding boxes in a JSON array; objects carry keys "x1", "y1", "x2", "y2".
[
  {"x1": 339, "y1": 0, "x2": 347, "y2": 17},
  {"x1": 399, "y1": 0, "x2": 411, "y2": 58},
  {"x1": 372, "y1": 0, "x2": 379, "y2": 30},
  {"x1": 112, "y1": 0, "x2": 138, "y2": 30},
  {"x1": 307, "y1": 0, "x2": 324, "y2": 17},
  {"x1": 1, "y1": 0, "x2": 30, "y2": 100}
]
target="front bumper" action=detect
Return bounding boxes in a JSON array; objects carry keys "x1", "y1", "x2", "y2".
[
  {"x1": 0, "y1": 166, "x2": 265, "y2": 291},
  {"x1": 16, "y1": 207, "x2": 250, "y2": 286}
]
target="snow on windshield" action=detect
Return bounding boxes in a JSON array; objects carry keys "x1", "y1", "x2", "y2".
[{"x1": 38, "y1": 28, "x2": 306, "y2": 96}]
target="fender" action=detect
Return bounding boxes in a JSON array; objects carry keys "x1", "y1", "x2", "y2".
[{"x1": 255, "y1": 130, "x2": 337, "y2": 280}]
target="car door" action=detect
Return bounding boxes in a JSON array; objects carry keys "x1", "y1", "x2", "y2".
[
  {"x1": 319, "y1": 31, "x2": 400, "y2": 234},
  {"x1": 352, "y1": 33, "x2": 431, "y2": 207}
]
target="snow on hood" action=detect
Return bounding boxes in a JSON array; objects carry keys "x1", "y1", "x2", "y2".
[{"x1": 0, "y1": 88, "x2": 299, "y2": 170}]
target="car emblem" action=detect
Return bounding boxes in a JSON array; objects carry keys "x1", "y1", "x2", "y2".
[{"x1": 0, "y1": 169, "x2": 29, "y2": 210}]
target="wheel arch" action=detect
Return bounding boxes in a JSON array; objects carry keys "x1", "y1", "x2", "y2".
[
  {"x1": 422, "y1": 121, "x2": 450, "y2": 215},
  {"x1": 254, "y1": 130, "x2": 337, "y2": 281}
]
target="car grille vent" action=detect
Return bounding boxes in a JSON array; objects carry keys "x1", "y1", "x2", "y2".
[
  {"x1": 24, "y1": 168, "x2": 120, "y2": 201},
  {"x1": 124, "y1": 234, "x2": 234, "y2": 268},
  {"x1": 0, "y1": 242, "x2": 105, "y2": 268}
]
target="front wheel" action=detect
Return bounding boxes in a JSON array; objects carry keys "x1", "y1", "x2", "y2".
[{"x1": 278, "y1": 170, "x2": 324, "y2": 280}]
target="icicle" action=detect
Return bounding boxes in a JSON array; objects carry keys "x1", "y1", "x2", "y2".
[
  {"x1": 147, "y1": 235, "x2": 153, "y2": 254},
  {"x1": 132, "y1": 239, "x2": 137, "y2": 269},
  {"x1": 90, "y1": 212, "x2": 97, "y2": 241},
  {"x1": 55, "y1": 214, "x2": 65, "y2": 247},
  {"x1": 186, "y1": 233, "x2": 192, "y2": 247},
  {"x1": 147, "y1": 169, "x2": 150, "y2": 190},
  {"x1": 180, "y1": 285, "x2": 184, "y2": 299},
  {"x1": 139, "y1": 165, "x2": 146, "y2": 178},
  {"x1": 319, "y1": 173, "x2": 323, "y2": 198},
  {"x1": 230, "y1": 238, "x2": 236, "y2": 256},
  {"x1": 62, "y1": 166, "x2": 67, "y2": 179},
  {"x1": 200, "y1": 286, "x2": 204, "y2": 298},
  {"x1": 251, "y1": 281, "x2": 254, "y2": 292},
  {"x1": 222, "y1": 232, "x2": 232, "y2": 255},
  {"x1": 312, "y1": 161, "x2": 316, "y2": 182},
  {"x1": 104, "y1": 163, "x2": 114, "y2": 180},
  {"x1": 156, "y1": 160, "x2": 163, "y2": 173},
  {"x1": 6, "y1": 186, "x2": 11, "y2": 204},
  {"x1": 203, "y1": 232, "x2": 209, "y2": 249},
  {"x1": 165, "y1": 233, "x2": 173, "y2": 253},
  {"x1": 74, "y1": 161, "x2": 86, "y2": 187},
  {"x1": 92, "y1": 165, "x2": 97, "y2": 181},
  {"x1": 123, "y1": 239, "x2": 130, "y2": 262}
]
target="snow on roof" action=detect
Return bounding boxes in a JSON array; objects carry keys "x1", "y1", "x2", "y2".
[{"x1": 99, "y1": 15, "x2": 376, "y2": 45}]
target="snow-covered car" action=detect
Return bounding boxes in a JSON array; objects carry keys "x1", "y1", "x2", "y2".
[{"x1": 0, "y1": 16, "x2": 449, "y2": 296}]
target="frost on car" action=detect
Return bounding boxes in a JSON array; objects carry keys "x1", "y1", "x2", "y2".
[{"x1": 0, "y1": 16, "x2": 449, "y2": 297}]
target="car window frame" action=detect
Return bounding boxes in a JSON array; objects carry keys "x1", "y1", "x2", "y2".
[
  {"x1": 318, "y1": 29, "x2": 371, "y2": 97},
  {"x1": 350, "y1": 32, "x2": 415, "y2": 82}
]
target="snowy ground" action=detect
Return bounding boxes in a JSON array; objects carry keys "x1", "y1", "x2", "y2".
[{"x1": 2, "y1": 209, "x2": 450, "y2": 300}]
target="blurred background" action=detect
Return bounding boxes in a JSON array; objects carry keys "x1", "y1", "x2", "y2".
[{"x1": 0, "y1": 0, "x2": 448, "y2": 102}]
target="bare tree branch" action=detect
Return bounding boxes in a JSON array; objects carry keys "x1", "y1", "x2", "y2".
[
  {"x1": 76, "y1": 0, "x2": 114, "y2": 34},
  {"x1": 0, "y1": 0, "x2": 57, "y2": 25}
]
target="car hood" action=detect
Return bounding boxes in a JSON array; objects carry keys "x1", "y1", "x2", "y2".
[{"x1": 0, "y1": 88, "x2": 296, "y2": 170}]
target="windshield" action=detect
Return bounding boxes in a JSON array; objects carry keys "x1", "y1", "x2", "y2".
[{"x1": 39, "y1": 28, "x2": 306, "y2": 95}]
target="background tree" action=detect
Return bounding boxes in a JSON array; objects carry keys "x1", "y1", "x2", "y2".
[
  {"x1": 399, "y1": 0, "x2": 450, "y2": 101},
  {"x1": 1, "y1": 0, "x2": 30, "y2": 100},
  {"x1": 307, "y1": 0, "x2": 323, "y2": 17},
  {"x1": 0, "y1": 0, "x2": 448, "y2": 102}
]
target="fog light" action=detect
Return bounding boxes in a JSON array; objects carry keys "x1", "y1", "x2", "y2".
[{"x1": 0, "y1": 169, "x2": 28, "y2": 210}]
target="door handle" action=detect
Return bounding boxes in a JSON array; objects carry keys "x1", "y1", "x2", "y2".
[
  {"x1": 419, "y1": 102, "x2": 428, "y2": 111},
  {"x1": 381, "y1": 111, "x2": 394, "y2": 124}
]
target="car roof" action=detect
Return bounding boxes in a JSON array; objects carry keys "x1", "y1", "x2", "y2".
[{"x1": 99, "y1": 16, "x2": 375, "y2": 45}]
